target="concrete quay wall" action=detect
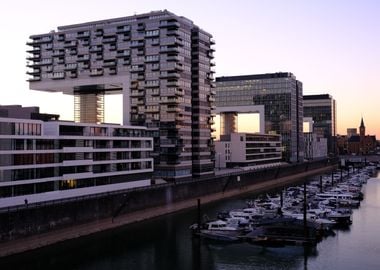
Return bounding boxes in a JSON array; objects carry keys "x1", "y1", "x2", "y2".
[{"x1": 0, "y1": 159, "x2": 335, "y2": 252}]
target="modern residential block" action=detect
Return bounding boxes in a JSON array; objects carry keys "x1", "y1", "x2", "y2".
[
  {"x1": 26, "y1": 10, "x2": 216, "y2": 180},
  {"x1": 0, "y1": 117, "x2": 153, "y2": 199},
  {"x1": 216, "y1": 73, "x2": 304, "y2": 162},
  {"x1": 215, "y1": 133, "x2": 282, "y2": 168},
  {"x1": 304, "y1": 133, "x2": 328, "y2": 160}
]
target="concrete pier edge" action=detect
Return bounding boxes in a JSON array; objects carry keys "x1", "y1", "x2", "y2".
[{"x1": 0, "y1": 165, "x2": 335, "y2": 258}]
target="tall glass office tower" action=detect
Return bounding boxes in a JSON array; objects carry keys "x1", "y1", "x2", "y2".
[
  {"x1": 215, "y1": 73, "x2": 304, "y2": 162},
  {"x1": 303, "y1": 94, "x2": 337, "y2": 155}
]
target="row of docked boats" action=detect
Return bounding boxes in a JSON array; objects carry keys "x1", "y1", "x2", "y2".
[{"x1": 190, "y1": 165, "x2": 376, "y2": 247}]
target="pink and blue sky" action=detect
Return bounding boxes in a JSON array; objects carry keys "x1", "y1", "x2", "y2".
[{"x1": 0, "y1": 0, "x2": 379, "y2": 136}]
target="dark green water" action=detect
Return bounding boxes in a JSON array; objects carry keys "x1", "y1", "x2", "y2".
[{"x1": 1, "y1": 173, "x2": 380, "y2": 270}]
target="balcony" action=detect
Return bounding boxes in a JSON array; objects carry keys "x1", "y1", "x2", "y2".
[
  {"x1": 133, "y1": 99, "x2": 145, "y2": 106},
  {"x1": 131, "y1": 90, "x2": 145, "y2": 97},
  {"x1": 129, "y1": 80, "x2": 140, "y2": 89},
  {"x1": 145, "y1": 31, "x2": 160, "y2": 38},
  {"x1": 130, "y1": 40, "x2": 144, "y2": 48},
  {"x1": 130, "y1": 66, "x2": 145, "y2": 73},
  {"x1": 123, "y1": 35, "x2": 131, "y2": 42},
  {"x1": 52, "y1": 72, "x2": 65, "y2": 79},
  {"x1": 151, "y1": 39, "x2": 160, "y2": 46},
  {"x1": 207, "y1": 73, "x2": 215, "y2": 80},
  {"x1": 89, "y1": 45, "x2": 103, "y2": 53},
  {"x1": 27, "y1": 46, "x2": 41, "y2": 53},
  {"x1": 137, "y1": 24, "x2": 145, "y2": 31},
  {"x1": 64, "y1": 63, "x2": 77, "y2": 70},
  {"x1": 116, "y1": 25, "x2": 131, "y2": 33},
  {"x1": 77, "y1": 47, "x2": 89, "y2": 54},
  {"x1": 147, "y1": 89, "x2": 160, "y2": 96},
  {"x1": 103, "y1": 36, "x2": 117, "y2": 43},
  {"x1": 146, "y1": 107, "x2": 160, "y2": 113},
  {"x1": 64, "y1": 40, "x2": 77, "y2": 48},
  {"x1": 159, "y1": 20, "x2": 180, "y2": 28},
  {"x1": 130, "y1": 114, "x2": 146, "y2": 122},
  {"x1": 166, "y1": 107, "x2": 180, "y2": 113},
  {"x1": 175, "y1": 115, "x2": 184, "y2": 121},
  {"x1": 27, "y1": 54, "x2": 40, "y2": 60},
  {"x1": 210, "y1": 38, "x2": 216, "y2": 45},
  {"x1": 166, "y1": 29, "x2": 180, "y2": 36},
  {"x1": 173, "y1": 63, "x2": 184, "y2": 71},
  {"x1": 160, "y1": 96, "x2": 180, "y2": 104},
  {"x1": 77, "y1": 31, "x2": 90, "y2": 38},
  {"x1": 116, "y1": 50, "x2": 130, "y2": 58},
  {"x1": 167, "y1": 55, "x2": 181, "y2": 62},
  {"x1": 27, "y1": 59, "x2": 52, "y2": 67},
  {"x1": 94, "y1": 29, "x2": 103, "y2": 37},
  {"x1": 145, "y1": 56, "x2": 160, "y2": 63},
  {"x1": 174, "y1": 89, "x2": 184, "y2": 96},
  {"x1": 57, "y1": 35, "x2": 65, "y2": 42},
  {"x1": 106, "y1": 68, "x2": 116, "y2": 75},
  {"x1": 52, "y1": 50, "x2": 64, "y2": 56},
  {"x1": 166, "y1": 80, "x2": 179, "y2": 87},
  {"x1": 69, "y1": 71, "x2": 78, "y2": 78},
  {"x1": 77, "y1": 54, "x2": 90, "y2": 61},
  {"x1": 90, "y1": 69, "x2": 104, "y2": 76},
  {"x1": 27, "y1": 36, "x2": 52, "y2": 45},
  {"x1": 208, "y1": 95, "x2": 216, "y2": 102},
  {"x1": 160, "y1": 46, "x2": 179, "y2": 54},
  {"x1": 42, "y1": 43, "x2": 53, "y2": 50},
  {"x1": 103, "y1": 60, "x2": 117, "y2": 67},
  {"x1": 26, "y1": 69, "x2": 40, "y2": 75},
  {"x1": 144, "y1": 81, "x2": 160, "y2": 88},
  {"x1": 27, "y1": 76, "x2": 41, "y2": 82},
  {"x1": 160, "y1": 72, "x2": 180, "y2": 79},
  {"x1": 174, "y1": 38, "x2": 184, "y2": 47}
]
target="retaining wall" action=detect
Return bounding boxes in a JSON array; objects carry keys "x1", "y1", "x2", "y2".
[{"x1": 0, "y1": 159, "x2": 334, "y2": 242}]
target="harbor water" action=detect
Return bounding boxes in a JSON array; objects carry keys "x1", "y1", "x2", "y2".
[{"x1": 1, "y1": 172, "x2": 380, "y2": 270}]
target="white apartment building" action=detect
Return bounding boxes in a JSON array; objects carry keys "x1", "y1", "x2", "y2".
[
  {"x1": 0, "y1": 117, "x2": 153, "y2": 200},
  {"x1": 215, "y1": 133, "x2": 282, "y2": 169}
]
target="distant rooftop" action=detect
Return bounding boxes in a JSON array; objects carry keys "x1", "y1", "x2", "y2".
[
  {"x1": 216, "y1": 72, "x2": 295, "y2": 82},
  {"x1": 303, "y1": 94, "x2": 332, "y2": 100},
  {"x1": 348, "y1": 135, "x2": 360, "y2": 143},
  {"x1": 0, "y1": 105, "x2": 59, "y2": 121}
]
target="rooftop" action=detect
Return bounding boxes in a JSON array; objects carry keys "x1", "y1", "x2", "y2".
[
  {"x1": 216, "y1": 72, "x2": 295, "y2": 82},
  {"x1": 303, "y1": 94, "x2": 332, "y2": 100},
  {"x1": 29, "y1": 10, "x2": 205, "y2": 38}
]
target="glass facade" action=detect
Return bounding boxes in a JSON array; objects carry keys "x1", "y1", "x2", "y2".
[
  {"x1": 216, "y1": 73, "x2": 304, "y2": 162},
  {"x1": 303, "y1": 95, "x2": 336, "y2": 155}
]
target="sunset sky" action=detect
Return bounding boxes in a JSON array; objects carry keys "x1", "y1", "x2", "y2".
[{"x1": 0, "y1": 0, "x2": 379, "y2": 136}]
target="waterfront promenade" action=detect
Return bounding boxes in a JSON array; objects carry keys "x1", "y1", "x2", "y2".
[{"x1": 0, "y1": 165, "x2": 335, "y2": 258}]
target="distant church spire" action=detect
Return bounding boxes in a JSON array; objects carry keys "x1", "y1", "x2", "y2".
[{"x1": 359, "y1": 117, "x2": 365, "y2": 137}]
